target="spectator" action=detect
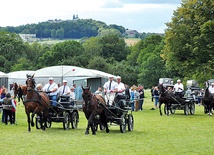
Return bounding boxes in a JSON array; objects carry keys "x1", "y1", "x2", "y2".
[
  {"x1": 17, "y1": 84, "x2": 23, "y2": 102},
  {"x1": 42, "y1": 77, "x2": 58, "y2": 106},
  {"x1": 1, "y1": 86, "x2": 7, "y2": 123},
  {"x1": 11, "y1": 97, "x2": 17, "y2": 124},
  {"x1": 103, "y1": 76, "x2": 118, "y2": 106},
  {"x1": 125, "y1": 84, "x2": 131, "y2": 101},
  {"x1": 0, "y1": 93, "x2": 16, "y2": 125},
  {"x1": 134, "y1": 86, "x2": 140, "y2": 111},
  {"x1": 138, "y1": 84, "x2": 145, "y2": 111},
  {"x1": 151, "y1": 86, "x2": 154, "y2": 102},
  {"x1": 152, "y1": 86, "x2": 159, "y2": 109},
  {"x1": 130, "y1": 86, "x2": 135, "y2": 111}
]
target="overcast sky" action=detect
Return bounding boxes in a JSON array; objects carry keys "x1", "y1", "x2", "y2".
[{"x1": 0, "y1": 0, "x2": 182, "y2": 33}]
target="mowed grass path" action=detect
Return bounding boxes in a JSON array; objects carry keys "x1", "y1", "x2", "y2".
[{"x1": 0, "y1": 90, "x2": 214, "y2": 155}]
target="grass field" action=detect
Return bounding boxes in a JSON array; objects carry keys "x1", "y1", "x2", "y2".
[{"x1": 0, "y1": 90, "x2": 213, "y2": 155}]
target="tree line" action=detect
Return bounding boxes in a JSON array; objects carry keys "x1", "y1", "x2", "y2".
[{"x1": 0, "y1": 0, "x2": 213, "y2": 88}]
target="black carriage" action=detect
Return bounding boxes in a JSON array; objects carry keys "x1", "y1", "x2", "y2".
[
  {"x1": 167, "y1": 87, "x2": 198, "y2": 115},
  {"x1": 36, "y1": 95, "x2": 79, "y2": 130},
  {"x1": 96, "y1": 94, "x2": 134, "y2": 133}
]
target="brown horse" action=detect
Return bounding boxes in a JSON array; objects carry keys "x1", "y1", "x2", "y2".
[
  {"x1": 24, "y1": 74, "x2": 50, "y2": 132},
  {"x1": 82, "y1": 86, "x2": 109, "y2": 135},
  {"x1": 13, "y1": 83, "x2": 27, "y2": 102}
]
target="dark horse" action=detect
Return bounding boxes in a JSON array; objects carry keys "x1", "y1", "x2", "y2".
[
  {"x1": 202, "y1": 82, "x2": 214, "y2": 116},
  {"x1": 158, "y1": 83, "x2": 173, "y2": 116},
  {"x1": 13, "y1": 83, "x2": 27, "y2": 102},
  {"x1": 24, "y1": 74, "x2": 50, "y2": 132},
  {"x1": 82, "y1": 86, "x2": 109, "y2": 135}
]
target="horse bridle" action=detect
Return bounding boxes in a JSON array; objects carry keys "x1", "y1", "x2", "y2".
[{"x1": 26, "y1": 77, "x2": 35, "y2": 92}]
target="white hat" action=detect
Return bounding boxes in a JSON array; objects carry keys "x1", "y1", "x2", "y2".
[
  {"x1": 49, "y1": 77, "x2": 54, "y2": 80},
  {"x1": 116, "y1": 76, "x2": 121, "y2": 79},
  {"x1": 177, "y1": 79, "x2": 181, "y2": 82},
  {"x1": 63, "y1": 80, "x2": 67, "y2": 83},
  {"x1": 108, "y1": 75, "x2": 114, "y2": 78},
  {"x1": 211, "y1": 83, "x2": 214, "y2": 85}
]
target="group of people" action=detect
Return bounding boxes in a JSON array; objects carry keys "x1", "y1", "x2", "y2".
[
  {"x1": 0, "y1": 85, "x2": 17, "y2": 125},
  {"x1": 94, "y1": 75, "x2": 145, "y2": 111},
  {"x1": 39, "y1": 77, "x2": 77, "y2": 106}
]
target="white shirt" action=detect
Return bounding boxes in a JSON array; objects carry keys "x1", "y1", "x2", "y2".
[
  {"x1": 174, "y1": 83, "x2": 184, "y2": 92},
  {"x1": 208, "y1": 86, "x2": 214, "y2": 94},
  {"x1": 117, "y1": 82, "x2": 125, "y2": 95},
  {"x1": 103, "y1": 80, "x2": 118, "y2": 93},
  {"x1": 43, "y1": 82, "x2": 58, "y2": 95},
  {"x1": 70, "y1": 91, "x2": 75, "y2": 99},
  {"x1": 58, "y1": 85, "x2": 71, "y2": 95}
]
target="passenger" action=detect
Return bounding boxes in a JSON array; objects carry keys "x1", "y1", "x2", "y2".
[
  {"x1": 36, "y1": 83, "x2": 43, "y2": 92},
  {"x1": 70, "y1": 87, "x2": 76, "y2": 100},
  {"x1": 0, "y1": 93, "x2": 16, "y2": 125},
  {"x1": 173, "y1": 79, "x2": 184, "y2": 98},
  {"x1": 42, "y1": 77, "x2": 58, "y2": 106},
  {"x1": 115, "y1": 76, "x2": 126, "y2": 108},
  {"x1": 58, "y1": 80, "x2": 71, "y2": 96},
  {"x1": 208, "y1": 83, "x2": 214, "y2": 94},
  {"x1": 94, "y1": 87, "x2": 103, "y2": 96},
  {"x1": 103, "y1": 76, "x2": 118, "y2": 106},
  {"x1": 116, "y1": 76, "x2": 125, "y2": 95}
]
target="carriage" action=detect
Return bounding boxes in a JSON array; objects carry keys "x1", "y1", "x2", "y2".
[
  {"x1": 35, "y1": 95, "x2": 79, "y2": 130},
  {"x1": 95, "y1": 94, "x2": 134, "y2": 133},
  {"x1": 159, "y1": 82, "x2": 197, "y2": 116}
]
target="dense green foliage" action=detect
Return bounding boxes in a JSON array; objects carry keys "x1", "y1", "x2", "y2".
[{"x1": 0, "y1": 0, "x2": 213, "y2": 88}]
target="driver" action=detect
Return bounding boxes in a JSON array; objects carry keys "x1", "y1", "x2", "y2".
[
  {"x1": 58, "y1": 80, "x2": 71, "y2": 96},
  {"x1": 173, "y1": 79, "x2": 184, "y2": 98},
  {"x1": 43, "y1": 77, "x2": 58, "y2": 106}
]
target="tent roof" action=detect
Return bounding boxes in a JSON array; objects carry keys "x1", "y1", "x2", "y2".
[
  {"x1": 0, "y1": 71, "x2": 8, "y2": 77},
  {"x1": 7, "y1": 70, "x2": 35, "y2": 78},
  {"x1": 34, "y1": 65, "x2": 115, "y2": 79}
]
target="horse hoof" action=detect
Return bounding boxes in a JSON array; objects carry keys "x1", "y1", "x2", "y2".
[
  {"x1": 92, "y1": 132, "x2": 96, "y2": 135},
  {"x1": 106, "y1": 129, "x2": 110, "y2": 133},
  {"x1": 85, "y1": 131, "x2": 89, "y2": 135},
  {"x1": 31, "y1": 123, "x2": 35, "y2": 127}
]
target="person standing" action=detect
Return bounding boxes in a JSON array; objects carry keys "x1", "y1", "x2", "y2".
[
  {"x1": 151, "y1": 86, "x2": 154, "y2": 102},
  {"x1": 0, "y1": 93, "x2": 16, "y2": 125},
  {"x1": 103, "y1": 76, "x2": 118, "y2": 106},
  {"x1": 153, "y1": 86, "x2": 159, "y2": 109},
  {"x1": 1, "y1": 86, "x2": 7, "y2": 123},
  {"x1": 138, "y1": 84, "x2": 145, "y2": 111},
  {"x1": 42, "y1": 77, "x2": 58, "y2": 106},
  {"x1": 11, "y1": 98, "x2": 17, "y2": 124}
]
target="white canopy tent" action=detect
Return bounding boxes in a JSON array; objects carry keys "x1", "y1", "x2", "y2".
[{"x1": 34, "y1": 65, "x2": 115, "y2": 87}]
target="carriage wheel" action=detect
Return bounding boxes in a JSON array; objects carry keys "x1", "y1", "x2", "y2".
[
  {"x1": 189, "y1": 102, "x2": 195, "y2": 115},
  {"x1": 170, "y1": 108, "x2": 175, "y2": 114},
  {"x1": 45, "y1": 118, "x2": 52, "y2": 128},
  {"x1": 71, "y1": 111, "x2": 78, "y2": 129},
  {"x1": 63, "y1": 112, "x2": 70, "y2": 130},
  {"x1": 36, "y1": 115, "x2": 41, "y2": 129},
  {"x1": 184, "y1": 103, "x2": 189, "y2": 115},
  {"x1": 100, "y1": 123, "x2": 106, "y2": 131},
  {"x1": 127, "y1": 114, "x2": 134, "y2": 131},
  {"x1": 120, "y1": 115, "x2": 126, "y2": 133}
]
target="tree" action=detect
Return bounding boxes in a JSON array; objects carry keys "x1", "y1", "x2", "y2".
[{"x1": 162, "y1": 0, "x2": 214, "y2": 82}]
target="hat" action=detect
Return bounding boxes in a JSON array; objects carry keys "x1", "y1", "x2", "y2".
[
  {"x1": 63, "y1": 80, "x2": 67, "y2": 83},
  {"x1": 116, "y1": 76, "x2": 121, "y2": 79},
  {"x1": 211, "y1": 83, "x2": 214, "y2": 85},
  {"x1": 49, "y1": 77, "x2": 54, "y2": 80},
  {"x1": 177, "y1": 79, "x2": 181, "y2": 82},
  {"x1": 108, "y1": 75, "x2": 114, "y2": 78}
]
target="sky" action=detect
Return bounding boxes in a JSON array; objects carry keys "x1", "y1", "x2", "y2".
[{"x1": 0, "y1": 0, "x2": 182, "y2": 33}]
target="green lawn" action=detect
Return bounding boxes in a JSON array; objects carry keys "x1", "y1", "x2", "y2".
[{"x1": 0, "y1": 90, "x2": 213, "y2": 155}]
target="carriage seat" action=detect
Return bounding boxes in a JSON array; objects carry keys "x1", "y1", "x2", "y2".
[
  {"x1": 114, "y1": 94, "x2": 128, "y2": 109},
  {"x1": 59, "y1": 95, "x2": 70, "y2": 102}
]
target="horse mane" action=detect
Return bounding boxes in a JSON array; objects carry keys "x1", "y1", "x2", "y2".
[{"x1": 14, "y1": 83, "x2": 18, "y2": 90}]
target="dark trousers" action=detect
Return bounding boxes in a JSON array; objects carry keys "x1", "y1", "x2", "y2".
[
  {"x1": 12, "y1": 112, "x2": 16, "y2": 124},
  {"x1": 4, "y1": 109, "x2": 12, "y2": 125}
]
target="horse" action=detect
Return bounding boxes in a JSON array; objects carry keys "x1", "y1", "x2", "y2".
[
  {"x1": 24, "y1": 74, "x2": 50, "y2": 132},
  {"x1": 202, "y1": 82, "x2": 214, "y2": 116},
  {"x1": 82, "y1": 86, "x2": 109, "y2": 135},
  {"x1": 158, "y1": 83, "x2": 173, "y2": 116},
  {"x1": 13, "y1": 83, "x2": 27, "y2": 102}
]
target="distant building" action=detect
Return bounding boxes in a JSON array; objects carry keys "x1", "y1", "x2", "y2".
[
  {"x1": 19, "y1": 34, "x2": 37, "y2": 42},
  {"x1": 73, "y1": 14, "x2": 79, "y2": 20},
  {"x1": 47, "y1": 19, "x2": 63, "y2": 23},
  {"x1": 126, "y1": 30, "x2": 139, "y2": 38}
]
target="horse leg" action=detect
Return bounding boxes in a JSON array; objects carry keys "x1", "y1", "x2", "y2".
[
  {"x1": 87, "y1": 113, "x2": 96, "y2": 135},
  {"x1": 159, "y1": 102, "x2": 163, "y2": 116},
  {"x1": 27, "y1": 113, "x2": 31, "y2": 132}
]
